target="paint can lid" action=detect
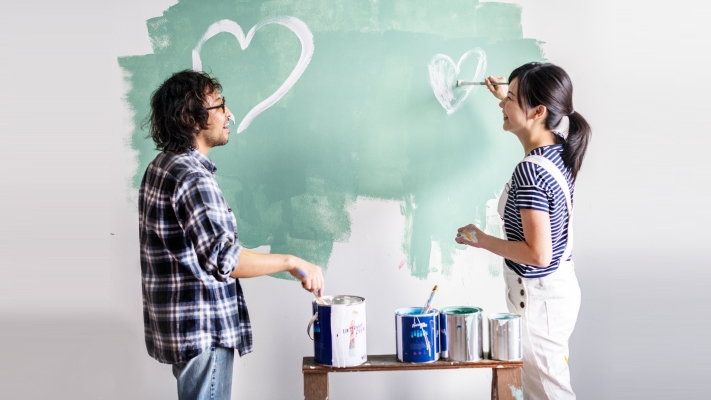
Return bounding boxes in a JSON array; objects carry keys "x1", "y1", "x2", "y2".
[
  {"x1": 488, "y1": 313, "x2": 520, "y2": 320},
  {"x1": 315, "y1": 295, "x2": 365, "y2": 306},
  {"x1": 395, "y1": 307, "x2": 439, "y2": 316},
  {"x1": 441, "y1": 306, "x2": 482, "y2": 315}
]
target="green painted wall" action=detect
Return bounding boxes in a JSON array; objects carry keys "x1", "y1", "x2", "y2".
[{"x1": 119, "y1": 0, "x2": 544, "y2": 280}]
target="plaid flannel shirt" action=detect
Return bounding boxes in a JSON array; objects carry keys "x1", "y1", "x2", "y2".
[{"x1": 139, "y1": 149, "x2": 252, "y2": 364}]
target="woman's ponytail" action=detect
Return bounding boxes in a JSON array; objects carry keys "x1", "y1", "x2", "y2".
[
  {"x1": 509, "y1": 62, "x2": 592, "y2": 180},
  {"x1": 561, "y1": 111, "x2": 591, "y2": 180}
]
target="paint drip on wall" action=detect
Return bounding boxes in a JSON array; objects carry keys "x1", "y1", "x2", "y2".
[{"x1": 119, "y1": 0, "x2": 544, "y2": 280}]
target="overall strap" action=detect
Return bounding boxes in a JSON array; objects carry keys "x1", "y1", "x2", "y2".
[{"x1": 522, "y1": 155, "x2": 574, "y2": 263}]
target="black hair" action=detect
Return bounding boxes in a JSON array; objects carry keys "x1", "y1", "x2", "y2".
[
  {"x1": 145, "y1": 70, "x2": 222, "y2": 153},
  {"x1": 509, "y1": 62, "x2": 591, "y2": 180}
]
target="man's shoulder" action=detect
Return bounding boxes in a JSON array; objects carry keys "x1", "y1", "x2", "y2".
[{"x1": 148, "y1": 151, "x2": 207, "y2": 182}]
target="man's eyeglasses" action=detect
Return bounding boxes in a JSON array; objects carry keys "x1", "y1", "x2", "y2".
[{"x1": 206, "y1": 97, "x2": 226, "y2": 113}]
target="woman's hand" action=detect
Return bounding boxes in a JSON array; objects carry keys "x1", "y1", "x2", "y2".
[
  {"x1": 485, "y1": 76, "x2": 508, "y2": 101},
  {"x1": 455, "y1": 224, "x2": 486, "y2": 248}
]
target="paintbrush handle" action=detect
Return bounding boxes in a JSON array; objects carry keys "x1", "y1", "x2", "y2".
[
  {"x1": 421, "y1": 299, "x2": 430, "y2": 314},
  {"x1": 425, "y1": 292, "x2": 437, "y2": 313},
  {"x1": 457, "y1": 80, "x2": 508, "y2": 86},
  {"x1": 296, "y1": 268, "x2": 327, "y2": 304},
  {"x1": 421, "y1": 289, "x2": 438, "y2": 314}
]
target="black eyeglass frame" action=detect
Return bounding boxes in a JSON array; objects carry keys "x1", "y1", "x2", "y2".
[{"x1": 205, "y1": 97, "x2": 226, "y2": 113}]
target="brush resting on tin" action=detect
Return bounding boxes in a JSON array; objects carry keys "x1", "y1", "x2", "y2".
[{"x1": 421, "y1": 285, "x2": 438, "y2": 314}]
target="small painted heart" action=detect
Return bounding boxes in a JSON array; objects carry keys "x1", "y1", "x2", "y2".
[
  {"x1": 192, "y1": 17, "x2": 314, "y2": 133},
  {"x1": 427, "y1": 48, "x2": 487, "y2": 115}
]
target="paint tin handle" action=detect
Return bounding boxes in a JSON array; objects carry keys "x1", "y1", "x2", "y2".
[{"x1": 307, "y1": 312, "x2": 318, "y2": 340}]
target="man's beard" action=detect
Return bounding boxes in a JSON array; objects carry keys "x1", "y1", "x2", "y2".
[{"x1": 206, "y1": 134, "x2": 228, "y2": 148}]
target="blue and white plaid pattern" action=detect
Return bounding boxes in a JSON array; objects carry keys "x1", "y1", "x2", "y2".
[{"x1": 139, "y1": 149, "x2": 252, "y2": 364}]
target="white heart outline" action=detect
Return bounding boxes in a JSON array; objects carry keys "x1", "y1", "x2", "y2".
[
  {"x1": 427, "y1": 48, "x2": 487, "y2": 115},
  {"x1": 192, "y1": 17, "x2": 314, "y2": 133}
]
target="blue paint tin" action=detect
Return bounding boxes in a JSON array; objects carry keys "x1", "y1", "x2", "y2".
[
  {"x1": 395, "y1": 307, "x2": 440, "y2": 363},
  {"x1": 308, "y1": 295, "x2": 367, "y2": 367},
  {"x1": 440, "y1": 312, "x2": 447, "y2": 357}
]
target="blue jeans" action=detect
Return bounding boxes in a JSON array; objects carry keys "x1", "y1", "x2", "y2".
[{"x1": 172, "y1": 347, "x2": 234, "y2": 400}]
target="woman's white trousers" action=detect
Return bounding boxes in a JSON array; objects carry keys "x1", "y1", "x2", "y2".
[{"x1": 504, "y1": 262, "x2": 581, "y2": 400}]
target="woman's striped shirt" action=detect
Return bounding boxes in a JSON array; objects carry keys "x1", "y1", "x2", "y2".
[{"x1": 503, "y1": 144, "x2": 574, "y2": 278}]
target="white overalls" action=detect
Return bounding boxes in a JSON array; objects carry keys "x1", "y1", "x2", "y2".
[{"x1": 497, "y1": 155, "x2": 582, "y2": 400}]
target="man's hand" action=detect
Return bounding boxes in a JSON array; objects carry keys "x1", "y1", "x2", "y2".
[
  {"x1": 232, "y1": 252, "x2": 325, "y2": 294},
  {"x1": 289, "y1": 258, "x2": 325, "y2": 296}
]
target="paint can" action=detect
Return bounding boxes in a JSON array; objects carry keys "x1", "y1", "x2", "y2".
[
  {"x1": 395, "y1": 307, "x2": 440, "y2": 363},
  {"x1": 307, "y1": 295, "x2": 367, "y2": 367},
  {"x1": 488, "y1": 313, "x2": 522, "y2": 361},
  {"x1": 440, "y1": 306, "x2": 483, "y2": 362}
]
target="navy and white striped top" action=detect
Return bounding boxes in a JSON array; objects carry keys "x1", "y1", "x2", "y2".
[{"x1": 504, "y1": 144, "x2": 573, "y2": 278}]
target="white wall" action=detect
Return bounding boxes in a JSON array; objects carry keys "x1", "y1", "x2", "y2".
[{"x1": 1, "y1": 0, "x2": 708, "y2": 399}]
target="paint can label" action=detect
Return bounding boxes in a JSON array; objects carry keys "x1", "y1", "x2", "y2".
[
  {"x1": 331, "y1": 303, "x2": 367, "y2": 367},
  {"x1": 396, "y1": 308, "x2": 440, "y2": 363},
  {"x1": 312, "y1": 296, "x2": 367, "y2": 367}
]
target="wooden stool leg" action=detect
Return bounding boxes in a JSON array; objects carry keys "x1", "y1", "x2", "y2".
[
  {"x1": 304, "y1": 372, "x2": 329, "y2": 400},
  {"x1": 491, "y1": 367, "x2": 523, "y2": 400}
]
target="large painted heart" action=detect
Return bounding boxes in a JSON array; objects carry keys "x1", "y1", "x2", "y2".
[
  {"x1": 427, "y1": 48, "x2": 487, "y2": 115},
  {"x1": 192, "y1": 17, "x2": 314, "y2": 133}
]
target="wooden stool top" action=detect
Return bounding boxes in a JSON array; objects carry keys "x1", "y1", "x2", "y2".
[{"x1": 303, "y1": 353, "x2": 522, "y2": 374}]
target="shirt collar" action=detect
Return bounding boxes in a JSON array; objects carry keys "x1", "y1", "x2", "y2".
[
  {"x1": 527, "y1": 143, "x2": 563, "y2": 156},
  {"x1": 188, "y1": 149, "x2": 217, "y2": 173}
]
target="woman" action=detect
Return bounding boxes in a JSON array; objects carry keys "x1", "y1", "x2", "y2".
[{"x1": 455, "y1": 62, "x2": 591, "y2": 399}]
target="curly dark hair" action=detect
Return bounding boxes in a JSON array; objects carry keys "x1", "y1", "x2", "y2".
[{"x1": 145, "y1": 70, "x2": 223, "y2": 153}]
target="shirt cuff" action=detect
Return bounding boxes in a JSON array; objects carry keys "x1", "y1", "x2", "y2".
[{"x1": 207, "y1": 235, "x2": 242, "y2": 282}]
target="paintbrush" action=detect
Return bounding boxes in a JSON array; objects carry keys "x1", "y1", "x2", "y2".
[
  {"x1": 421, "y1": 285, "x2": 438, "y2": 314},
  {"x1": 457, "y1": 80, "x2": 509, "y2": 86},
  {"x1": 458, "y1": 229, "x2": 474, "y2": 242},
  {"x1": 296, "y1": 268, "x2": 327, "y2": 305},
  {"x1": 314, "y1": 292, "x2": 327, "y2": 305}
]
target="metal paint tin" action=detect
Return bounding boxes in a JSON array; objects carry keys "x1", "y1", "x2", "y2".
[
  {"x1": 307, "y1": 295, "x2": 367, "y2": 367},
  {"x1": 488, "y1": 313, "x2": 522, "y2": 361},
  {"x1": 440, "y1": 306, "x2": 483, "y2": 362},
  {"x1": 395, "y1": 307, "x2": 440, "y2": 363}
]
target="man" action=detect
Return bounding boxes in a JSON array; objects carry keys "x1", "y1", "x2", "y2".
[{"x1": 139, "y1": 70, "x2": 324, "y2": 400}]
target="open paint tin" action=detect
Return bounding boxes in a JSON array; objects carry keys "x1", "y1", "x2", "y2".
[
  {"x1": 308, "y1": 295, "x2": 367, "y2": 367},
  {"x1": 488, "y1": 313, "x2": 522, "y2": 361},
  {"x1": 395, "y1": 307, "x2": 440, "y2": 363},
  {"x1": 440, "y1": 306, "x2": 483, "y2": 362}
]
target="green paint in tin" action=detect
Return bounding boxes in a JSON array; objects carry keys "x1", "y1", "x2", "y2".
[
  {"x1": 441, "y1": 306, "x2": 482, "y2": 315},
  {"x1": 490, "y1": 313, "x2": 519, "y2": 320}
]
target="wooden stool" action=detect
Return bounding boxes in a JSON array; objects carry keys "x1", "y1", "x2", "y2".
[{"x1": 303, "y1": 353, "x2": 522, "y2": 400}]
